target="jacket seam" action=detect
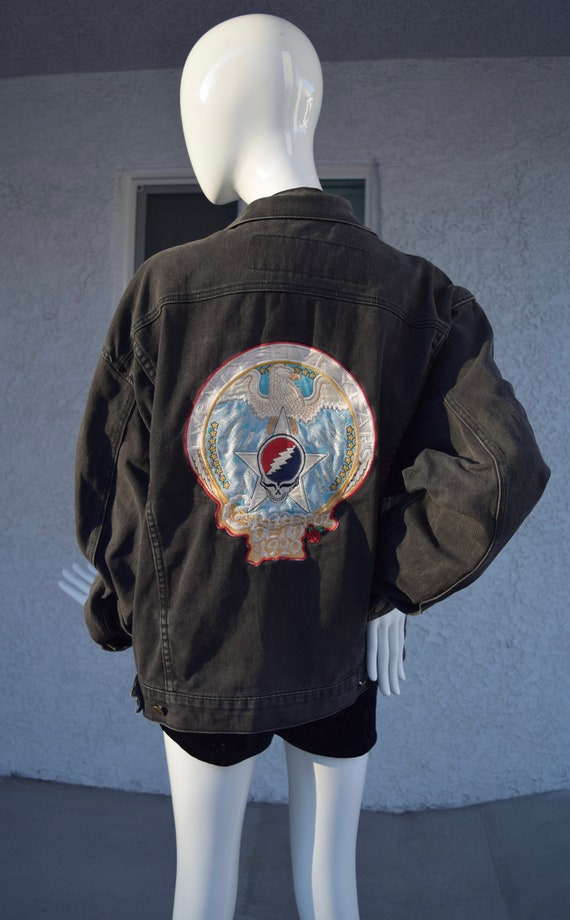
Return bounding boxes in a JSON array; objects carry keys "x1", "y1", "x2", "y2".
[
  {"x1": 145, "y1": 502, "x2": 174, "y2": 691},
  {"x1": 450, "y1": 290, "x2": 476, "y2": 310},
  {"x1": 138, "y1": 663, "x2": 366, "y2": 703},
  {"x1": 415, "y1": 390, "x2": 502, "y2": 612},
  {"x1": 130, "y1": 288, "x2": 449, "y2": 383},
  {"x1": 230, "y1": 213, "x2": 377, "y2": 235},
  {"x1": 134, "y1": 285, "x2": 450, "y2": 334},
  {"x1": 86, "y1": 381, "x2": 136, "y2": 562}
]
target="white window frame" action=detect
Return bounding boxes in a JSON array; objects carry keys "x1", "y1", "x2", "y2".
[{"x1": 114, "y1": 163, "x2": 379, "y2": 303}]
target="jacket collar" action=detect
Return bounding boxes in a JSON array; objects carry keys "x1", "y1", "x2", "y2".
[{"x1": 230, "y1": 187, "x2": 365, "y2": 229}]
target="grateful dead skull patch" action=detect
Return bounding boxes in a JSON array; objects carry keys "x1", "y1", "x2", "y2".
[{"x1": 185, "y1": 343, "x2": 376, "y2": 565}]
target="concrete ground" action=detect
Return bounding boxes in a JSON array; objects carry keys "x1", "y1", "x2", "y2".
[{"x1": 1, "y1": 776, "x2": 569, "y2": 919}]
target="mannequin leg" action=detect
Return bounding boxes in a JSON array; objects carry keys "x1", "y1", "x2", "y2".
[
  {"x1": 163, "y1": 733, "x2": 257, "y2": 920},
  {"x1": 284, "y1": 742, "x2": 369, "y2": 920}
]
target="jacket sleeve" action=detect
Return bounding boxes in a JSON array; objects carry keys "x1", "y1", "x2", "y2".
[
  {"x1": 75, "y1": 348, "x2": 150, "y2": 651},
  {"x1": 371, "y1": 295, "x2": 550, "y2": 615}
]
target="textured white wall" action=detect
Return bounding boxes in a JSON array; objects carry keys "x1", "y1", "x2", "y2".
[{"x1": 0, "y1": 58, "x2": 567, "y2": 810}]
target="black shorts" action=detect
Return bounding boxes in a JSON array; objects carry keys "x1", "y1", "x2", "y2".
[{"x1": 161, "y1": 684, "x2": 378, "y2": 767}]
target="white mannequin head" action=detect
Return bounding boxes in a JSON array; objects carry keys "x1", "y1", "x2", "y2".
[{"x1": 180, "y1": 14, "x2": 323, "y2": 205}]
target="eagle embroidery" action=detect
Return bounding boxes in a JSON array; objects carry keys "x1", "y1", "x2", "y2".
[{"x1": 231, "y1": 362, "x2": 346, "y2": 433}]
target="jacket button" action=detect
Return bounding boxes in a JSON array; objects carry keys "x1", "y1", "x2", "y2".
[{"x1": 152, "y1": 704, "x2": 168, "y2": 716}]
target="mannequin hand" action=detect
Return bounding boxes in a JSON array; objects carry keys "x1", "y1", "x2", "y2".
[
  {"x1": 58, "y1": 561, "x2": 96, "y2": 606},
  {"x1": 366, "y1": 610, "x2": 406, "y2": 697}
]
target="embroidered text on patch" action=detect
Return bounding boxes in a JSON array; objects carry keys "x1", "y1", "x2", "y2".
[{"x1": 185, "y1": 343, "x2": 375, "y2": 564}]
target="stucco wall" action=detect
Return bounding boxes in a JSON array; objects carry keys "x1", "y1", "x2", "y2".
[{"x1": 0, "y1": 58, "x2": 567, "y2": 810}]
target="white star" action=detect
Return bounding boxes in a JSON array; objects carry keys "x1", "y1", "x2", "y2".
[{"x1": 236, "y1": 408, "x2": 325, "y2": 512}]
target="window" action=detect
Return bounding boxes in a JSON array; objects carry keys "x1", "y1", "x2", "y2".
[
  {"x1": 320, "y1": 179, "x2": 365, "y2": 224},
  {"x1": 135, "y1": 185, "x2": 238, "y2": 268},
  {"x1": 116, "y1": 165, "x2": 378, "y2": 295}
]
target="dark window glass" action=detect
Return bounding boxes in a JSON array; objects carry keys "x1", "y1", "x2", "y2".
[
  {"x1": 135, "y1": 185, "x2": 238, "y2": 268},
  {"x1": 321, "y1": 179, "x2": 365, "y2": 223}
]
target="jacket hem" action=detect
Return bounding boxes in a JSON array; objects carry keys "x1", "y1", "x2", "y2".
[{"x1": 135, "y1": 666, "x2": 371, "y2": 734}]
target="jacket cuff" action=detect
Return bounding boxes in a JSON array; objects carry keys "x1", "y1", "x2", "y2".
[
  {"x1": 367, "y1": 597, "x2": 395, "y2": 620},
  {"x1": 84, "y1": 575, "x2": 132, "y2": 652}
]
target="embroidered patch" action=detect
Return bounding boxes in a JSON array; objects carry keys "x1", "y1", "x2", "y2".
[{"x1": 185, "y1": 343, "x2": 375, "y2": 565}]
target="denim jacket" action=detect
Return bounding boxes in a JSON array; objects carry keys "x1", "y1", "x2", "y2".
[{"x1": 75, "y1": 188, "x2": 549, "y2": 733}]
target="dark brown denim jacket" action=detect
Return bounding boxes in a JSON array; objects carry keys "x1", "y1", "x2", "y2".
[{"x1": 75, "y1": 189, "x2": 549, "y2": 732}]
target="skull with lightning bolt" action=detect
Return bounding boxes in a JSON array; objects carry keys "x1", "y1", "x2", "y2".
[{"x1": 257, "y1": 434, "x2": 306, "y2": 503}]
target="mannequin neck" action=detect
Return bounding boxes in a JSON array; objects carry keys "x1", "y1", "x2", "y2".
[{"x1": 233, "y1": 138, "x2": 321, "y2": 204}]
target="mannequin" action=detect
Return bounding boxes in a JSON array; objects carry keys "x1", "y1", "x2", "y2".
[
  {"x1": 172, "y1": 18, "x2": 407, "y2": 920},
  {"x1": 64, "y1": 16, "x2": 406, "y2": 918},
  {"x1": 68, "y1": 12, "x2": 549, "y2": 919}
]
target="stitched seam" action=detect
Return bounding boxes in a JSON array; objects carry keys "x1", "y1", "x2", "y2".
[
  {"x1": 87, "y1": 391, "x2": 136, "y2": 562},
  {"x1": 138, "y1": 663, "x2": 366, "y2": 703},
  {"x1": 145, "y1": 503, "x2": 174, "y2": 692},
  {"x1": 135, "y1": 285, "x2": 449, "y2": 334},
  {"x1": 230, "y1": 213, "x2": 375, "y2": 235},
  {"x1": 416, "y1": 392, "x2": 502, "y2": 611}
]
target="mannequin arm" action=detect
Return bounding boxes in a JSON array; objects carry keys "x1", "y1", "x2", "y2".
[
  {"x1": 366, "y1": 610, "x2": 406, "y2": 697},
  {"x1": 58, "y1": 561, "x2": 96, "y2": 606}
]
